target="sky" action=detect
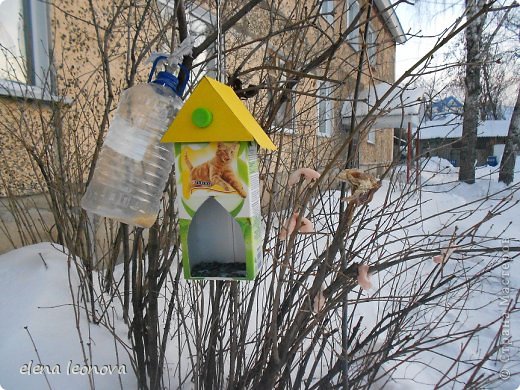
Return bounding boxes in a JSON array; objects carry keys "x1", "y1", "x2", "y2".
[
  {"x1": 395, "y1": 1, "x2": 465, "y2": 79},
  {"x1": 394, "y1": 1, "x2": 519, "y2": 107}
]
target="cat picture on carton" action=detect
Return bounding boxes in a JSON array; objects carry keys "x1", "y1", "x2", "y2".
[
  {"x1": 184, "y1": 142, "x2": 247, "y2": 198},
  {"x1": 175, "y1": 141, "x2": 256, "y2": 279},
  {"x1": 161, "y1": 76, "x2": 276, "y2": 281}
]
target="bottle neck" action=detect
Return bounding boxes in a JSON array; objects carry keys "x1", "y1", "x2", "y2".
[{"x1": 152, "y1": 71, "x2": 180, "y2": 96}]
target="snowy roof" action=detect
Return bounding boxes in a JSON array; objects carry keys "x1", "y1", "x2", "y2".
[
  {"x1": 419, "y1": 114, "x2": 511, "y2": 140},
  {"x1": 342, "y1": 83, "x2": 425, "y2": 129}
]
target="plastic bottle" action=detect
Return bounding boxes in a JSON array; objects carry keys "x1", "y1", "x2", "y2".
[{"x1": 81, "y1": 58, "x2": 187, "y2": 228}]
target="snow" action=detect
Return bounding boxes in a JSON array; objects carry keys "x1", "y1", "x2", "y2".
[
  {"x1": 420, "y1": 114, "x2": 512, "y2": 139},
  {"x1": 0, "y1": 157, "x2": 519, "y2": 389},
  {"x1": 0, "y1": 243, "x2": 135, "y2": 390},
  {"x1": 420, "y1": 156, "x2": 456, "y2": 173},
  {"x1": 347, "y1": 157, "x2": 520, "y2": 389}
]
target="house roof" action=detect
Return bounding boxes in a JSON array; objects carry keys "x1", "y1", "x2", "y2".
[
  {"x1": 341, "y1": 83, "x2": 425, "y2": 128},
  {"x1": 419, "y1": 114, "x2": 511, "y2": 140},
  {"x1": 374, "y1": 0, "x2": 406, "y2": 44},
  {"x1": 431, "y1": 96, "x2": 463, "y2": 115},
  {"x1": 162, "y1": 76, "x2": 277, "y2": 150}
]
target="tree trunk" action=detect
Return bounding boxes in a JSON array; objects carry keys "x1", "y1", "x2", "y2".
[
  {"x1": 459, "y1": 0, "x2": 487, "y2": 184},
  {"x1": 498, "y1": 88, "x2": 520, "y2": 184}
]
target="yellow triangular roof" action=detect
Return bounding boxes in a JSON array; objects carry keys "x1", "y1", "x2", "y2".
[{"x1": 162, "y1": 76, "x2": 277, "y2": 150}]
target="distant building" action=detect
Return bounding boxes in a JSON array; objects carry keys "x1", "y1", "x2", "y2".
[
  {"x1": 429, "y1": 96, "x2": 463, "y2": 119},
  {"x1": 419, "y1": 114, "x2": 511, "y2": 166}
]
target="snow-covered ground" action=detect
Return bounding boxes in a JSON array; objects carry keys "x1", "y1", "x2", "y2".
[
  {"x1": 0, "y1": 156, "x2": 518, "y2": 389},
  {"x1": 348, "y1": 157, "x2": 520, "y2": 389},
  {"x1": 0, "y1": 244, "x2": 135, "y2": 390}
]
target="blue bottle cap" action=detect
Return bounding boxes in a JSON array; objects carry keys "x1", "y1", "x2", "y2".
[
  {"x1": 148, "y1": 56, "x2": 189, "y2": 98},
  {"x1": 152, "y1": 71, "x2": 180, "y2": 96}
]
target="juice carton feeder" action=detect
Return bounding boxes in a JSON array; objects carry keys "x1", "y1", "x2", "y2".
[{"x1": 161, "y1": 76, "x2": 276, "y2": 280}]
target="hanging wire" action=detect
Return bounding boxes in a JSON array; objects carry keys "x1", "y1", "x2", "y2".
[
  {"x1": 216, "y1": 0, "x2": 224, "y2": 82},
  {"x1": 215, "y1": 0, "x2": 238, "y2": 274}
]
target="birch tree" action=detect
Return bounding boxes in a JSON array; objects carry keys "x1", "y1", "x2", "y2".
[
  {"x1": 499, "y1": 88, "x2": 520, "y2": 184},
  {"x1": 459, "y1": 0, "x2": 489, "y2": 183}
]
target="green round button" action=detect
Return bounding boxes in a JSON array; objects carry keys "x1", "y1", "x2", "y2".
[{"x1": 192, "y1": 107, "x2": 213, "y2": 128}]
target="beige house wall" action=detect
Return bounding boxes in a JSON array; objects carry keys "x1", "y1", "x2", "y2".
[
  {"x1": 0, "y1": 98, "x2": 52, "y2": 196},
  {"x1": 0, "y1": 0, "x2": 400, "y2": 251},
  {"x1": 1, "y1": 0, "x2": 398, "y2": 195},
  {"x1": 358, "y1": 128, "x2": 394, "y2": 176},
  {"x1": 0, "y1": 0, "x2": 154, "y2": 254}
]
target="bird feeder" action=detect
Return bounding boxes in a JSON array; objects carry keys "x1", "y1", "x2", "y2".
[{"x1": 161, "y1": 76, "x2": 276, "y2": 280}]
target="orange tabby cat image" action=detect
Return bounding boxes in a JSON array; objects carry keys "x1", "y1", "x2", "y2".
[{"x1": 184, "y1": 142, "x2": 247, "y2": 198}]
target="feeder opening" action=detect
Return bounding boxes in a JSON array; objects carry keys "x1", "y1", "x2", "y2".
[{"x1": 187, "y1": 197, "x2": 246, "y2": 278}]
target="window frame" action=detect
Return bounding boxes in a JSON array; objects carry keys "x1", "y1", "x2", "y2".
[
  {"x1": 367, "y1": 128, "x2": 376, "y2": 144},
  {"x1": 366, "y1": 23, "x2": 377, "y2": 65},
  {"x1": 266, "y1": 53, "x2": 296, "y2": 135},
  {"x1": 160, "y1": 1, "x2": 217, "y2": 90},
  {"x1": 316, "y1": 80, "x2": 333, "y2": 137},
  {"x1": 0, "y1": 0, "x2": 52, "y2": 100},
  {"x1": 346, "y1": 0, "x2": 360, "y2": 51},
  {"x1": 320, "y1": 0, "x2": 334, "y2": 25},
  {"x1": 187, "y1": 3, "x2": 218, "y2": 82}
]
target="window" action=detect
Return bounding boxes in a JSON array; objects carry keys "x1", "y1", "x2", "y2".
[
  {"x1": 160, "y1": 1, "x2": 217, "y2": 90},
  {"x1": 367, "y1": 129, "x2": 376, "y2": 144},
  {"x1": 0, "y1": 0, "x2": 50, "y2": 90},
  {"x1": 317, "y1": 80, "x2": 333, "y2": 137},
  {"x1": 366, "y1": 24, "x2": 377, "y2": 65},
  {"x1": 266, "y1": 52, "x2": 296, "y2": 134},
  {"x1": 187, "y1": 3, "x2": 218, "y2": 82},
  {"x1": 346, "y1": 0, "x2": 360, "y2": 50},
  {"x1": 320, "y1": 0, "x2": 334, "y2": 24}
]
